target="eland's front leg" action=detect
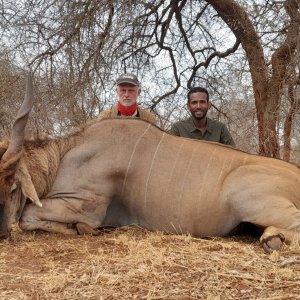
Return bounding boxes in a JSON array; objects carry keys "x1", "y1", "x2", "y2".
[{"x1": 19, "y1": 197, "x2": 110, "y2": 235}]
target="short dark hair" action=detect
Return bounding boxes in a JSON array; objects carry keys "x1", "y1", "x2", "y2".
[{"x1": 187, "y1": 87, "x2": 209, "y2": 103}]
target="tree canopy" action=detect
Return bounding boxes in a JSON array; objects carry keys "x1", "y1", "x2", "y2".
[{"x1": 1, "y1": 0, "x2": 299, "y2": 161}]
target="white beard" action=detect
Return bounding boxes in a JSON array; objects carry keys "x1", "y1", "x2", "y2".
[{"x1": 120, "y1": 99, "x2": 136, "y2": 107}]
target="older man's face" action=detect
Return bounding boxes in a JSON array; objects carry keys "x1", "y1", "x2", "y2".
[{"x1": 117, "y1": 83, "x2": 141, "y2": 107}]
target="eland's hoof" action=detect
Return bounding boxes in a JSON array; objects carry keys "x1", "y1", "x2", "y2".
[
  {"x1": 75, "y1": 223, "x2": 100, "y2": 236},
  {"x1": 261, "y1": 233, "x2": 285, "y2": 253}
]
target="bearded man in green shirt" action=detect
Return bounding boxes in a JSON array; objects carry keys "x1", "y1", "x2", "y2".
[{"x1": 169, "y1": 87, "x2": 235, "y2": 147}]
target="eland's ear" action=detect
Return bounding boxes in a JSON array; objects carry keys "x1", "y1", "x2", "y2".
[{"x1": 16, "y1": 160, "x2": 42, "y2": 208}]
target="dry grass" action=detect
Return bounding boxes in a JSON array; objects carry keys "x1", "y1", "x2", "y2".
[{"x1": 1, "y1": 227, "x2": 300, "y2": 300}]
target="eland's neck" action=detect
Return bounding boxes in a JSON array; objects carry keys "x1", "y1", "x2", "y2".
[{"x1": 22, "y1": 134, "x2": 81, "y2": 198}]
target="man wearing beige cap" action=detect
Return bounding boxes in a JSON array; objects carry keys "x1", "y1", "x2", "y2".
[{"x1": 99, "y1": 73, "x2": 156, "y2": 124}]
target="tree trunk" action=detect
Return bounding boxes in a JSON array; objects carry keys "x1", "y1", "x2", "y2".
[
  {"x1": 206, "y1": 0, "x2": 300, "y2": 158},
  {"x1": 283, "y1": 84, "x2": 299, "y2": 161}
]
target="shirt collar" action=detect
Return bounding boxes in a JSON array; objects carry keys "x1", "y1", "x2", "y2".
[{"x1": 188, "y1": 116, "x2": 212, "y2": 133}]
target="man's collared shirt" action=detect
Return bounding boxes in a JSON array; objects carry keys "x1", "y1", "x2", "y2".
[{"x1": 169, "y1": 117, "x2": 235, "y2": 147}]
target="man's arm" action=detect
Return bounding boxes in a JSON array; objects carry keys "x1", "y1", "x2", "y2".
[
  {"x1": 168, "y1": 123, "x2": 180, "y2": 136},
  {"x1": 138, "y1": 108, "x2": 157, "y2": 124},
  {"x1": 98, "y1": 110, "x2": 108, "y2": 120},
  {"x1": 220, "y1": 125, "x2": 236, "y2": 147},
  {"x1": 99, "y1": 105, "x2": 121, "y2": 120}
]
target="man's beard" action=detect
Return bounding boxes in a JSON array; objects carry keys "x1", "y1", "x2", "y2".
[
  {"x1": 191, "y1": 110, "x2": 207, "y2": 121},
  {"x1": 120, "y1": 99, "x2": 136, "y2": 107}
]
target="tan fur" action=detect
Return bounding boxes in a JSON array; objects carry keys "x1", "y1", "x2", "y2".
[
  {"x1": 20, "y1": 133, "x2": 83, "y2": 198},
  {"x1": 2, "y1": 119, "x2": 300, "y2": 252},
  {"x1": 0, "y1": 140, "x2": 9, "y2": 158}
]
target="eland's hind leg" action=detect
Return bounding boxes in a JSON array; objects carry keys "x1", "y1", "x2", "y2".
[
  {"x1": 230, "y1": 194, "x2": 300, "y2": 252},
  {"x1": 223, "y1": 164, "x2": 300, "y2": 252},
  {"x1": 260, "y1": 226, "x2": 300, "y2": 253},
  {"x1": 242, "y1": 200, "x2": 300, "y2": 252}
]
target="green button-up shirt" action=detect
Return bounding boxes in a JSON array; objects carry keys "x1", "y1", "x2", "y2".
[{"x1": 169, "y1": 117, "x2": 235, "y2": 147}]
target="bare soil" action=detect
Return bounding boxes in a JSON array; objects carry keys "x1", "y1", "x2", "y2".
[{"x1": 1, "y1": 226, "x2": 300, "y2": 299}]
